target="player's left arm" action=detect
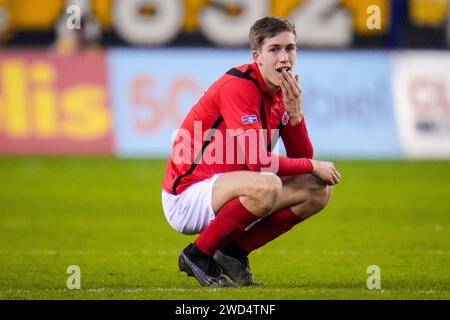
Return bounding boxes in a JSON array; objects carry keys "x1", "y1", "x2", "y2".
[
  {"x1": 281, "y1": 119, "x2": 313, "y2": 159},
  {"x1": 280, "y1": 70, "x2": 313, "y2": 159}
]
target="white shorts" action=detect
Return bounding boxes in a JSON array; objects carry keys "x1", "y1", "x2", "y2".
[{"x1": 162, "y1": 174, "x2": 221, "y2": 235}]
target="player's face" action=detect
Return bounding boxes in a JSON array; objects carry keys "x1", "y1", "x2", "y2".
[{"x1": 253, "y1": 31, "x2": 297, "y2": 93}]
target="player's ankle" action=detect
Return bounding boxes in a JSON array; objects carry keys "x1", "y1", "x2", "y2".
[
  {"x1": 220, "y1": 240, "x2": 249, "y2": 259},
  {"x1": 190, "y1": 242, "x2": 212, "y2": 258}
]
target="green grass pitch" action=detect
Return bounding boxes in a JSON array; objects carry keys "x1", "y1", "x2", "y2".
[{"x1": 0, "y1": 157, "x2": 449, "y2": 299}]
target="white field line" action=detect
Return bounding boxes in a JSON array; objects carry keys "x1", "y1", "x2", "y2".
[
  {"x1": 1, "y1": 287, "x2": 449, "y2": 294},
  {"x1": 0, "y1": 287, "x2": 220, "y2": 293}
]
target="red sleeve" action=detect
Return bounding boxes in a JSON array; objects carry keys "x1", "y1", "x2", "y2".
[
  {"x1": 218, "y1": 80, "x2": 262, "y2": 132},
  {"x1": 219, "y1": 80, "x2": 313, "y2": 175},
  {"x1": 236, "y1": 130, "x2": 313, "y2": 175},
  {"x1": 281, "y1": 118, "x2": 314, "y2": 159}
]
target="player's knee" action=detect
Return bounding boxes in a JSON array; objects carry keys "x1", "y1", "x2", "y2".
[
  {"x1": 308, "y1": 184, "x2": 332, "y2": 213},
  {"x1": 253, "y1": 174, "x2": 282, "y2": 212}
]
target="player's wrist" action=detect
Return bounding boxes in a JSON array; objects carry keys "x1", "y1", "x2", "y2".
[
  {"x1": 310, "y1": 159, "x2": 318, "y2": 173},
  {"x1": 289, "y1": 112, "x2": 304, "y2": 125}
]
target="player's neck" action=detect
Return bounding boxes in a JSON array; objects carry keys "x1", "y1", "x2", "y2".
[
  {"x1": 254, "y1": 63, "x2": 279, "y2": 95},
  {"x1": 266, "y1": 82, "x2": 281, "y2": 95},
  {"x1": 261, "y1": 77, "x2": 280, "y2": 95}
]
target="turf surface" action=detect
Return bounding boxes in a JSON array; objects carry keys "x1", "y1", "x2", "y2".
[{"x1": 0, "y1": 157, "x2": 449, "y2": 299}]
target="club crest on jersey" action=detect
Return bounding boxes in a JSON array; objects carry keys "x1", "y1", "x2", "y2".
[
  {"x1": 281, "y1": 112, "x2": 290, "y2": 125},
  {"x1": 241, "y1": 115, "x2": 258, "y2": 124}
]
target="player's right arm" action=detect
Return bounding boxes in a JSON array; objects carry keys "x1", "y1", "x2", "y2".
[
  {"x1": 281, "y1": 70, "x2": 340, "y2": 185},
  {"x1": 218, "y1": 79, "x2": 340, "y2": 185},
  {"x1": 218, "y1": 80, "x2": 314, "y2": 176},
  {"x1": 281, "y1": 118, "x2": 313, "y2": 159},
  {"x1": 310, "y1": 160, "x2": 341, "y2": 185}
]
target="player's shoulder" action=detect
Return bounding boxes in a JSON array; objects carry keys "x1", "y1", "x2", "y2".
[{"x1": 217, "y1": 64, "x2": 260, "y2": 96}]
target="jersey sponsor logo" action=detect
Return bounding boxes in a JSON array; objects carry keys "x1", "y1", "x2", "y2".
[
  {"x1": 241, "y1": 114, "x2": 258, "y2": 124},
  {"x1": 281, "y1": 112, "x2": 290, "y2": 125}
]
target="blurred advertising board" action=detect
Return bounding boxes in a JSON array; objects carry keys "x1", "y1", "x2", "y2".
[
  {"x1": 393, "y1": 52, "x2": 450, "y2": 158},
  {"x1": 0, "y1": 50, "x2": 113, "y2": 155},
  {"x1": 110, "y1": 49, "x2": 402, "y2": 159},
  {"x1": 1, "y1": 0, "x2": 448, "y2": 49},
  {"x1": 109, "y1": 48, "x2": 249, "y2": 157},
  {"x1": 2, "y1": 49, "x2": 449, "y2": 159},
  {"x1": 298, "y1": 51, "x2": 401, "y2": 158}
]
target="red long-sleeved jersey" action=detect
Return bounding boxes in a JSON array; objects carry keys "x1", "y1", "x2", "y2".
[{"x1": 162, "y1": 62, "x2": 314, "y2": 195}]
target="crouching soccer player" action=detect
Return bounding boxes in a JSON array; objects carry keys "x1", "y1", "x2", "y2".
[{"x1": 161, "y1": 16, "x2": 341, "y2": 287}]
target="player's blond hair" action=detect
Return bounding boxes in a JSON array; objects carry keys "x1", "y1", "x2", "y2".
[{"x1": 249, "y1": 16, "x2": 296, "y2": 51}]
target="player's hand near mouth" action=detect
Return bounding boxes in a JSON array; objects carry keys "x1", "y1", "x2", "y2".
[
  {"x1": 280, "y1": 70, "x2": 341, "y2": 186},
  {"x1": 280, "y1": 69, "x2": 303, "y2": 126}
]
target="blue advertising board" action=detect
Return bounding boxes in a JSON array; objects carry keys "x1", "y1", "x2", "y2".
[
  {"x1": 108, "y1": 48, "x2": 250, "y2": 157},
  {"x1": 297, "y1": 51, "x2": 401, "y2": 158},
  {"x1": 109, "y1": 49, "x2": 401, "y2": 158}
]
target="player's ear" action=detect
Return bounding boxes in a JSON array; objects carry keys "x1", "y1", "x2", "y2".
[{"x1": 252, "y1": 50, "x2": 261, "y2": 65}]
